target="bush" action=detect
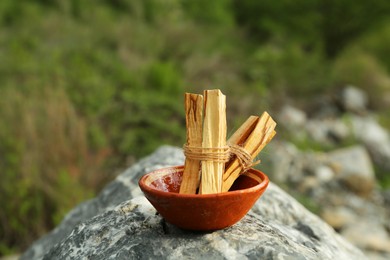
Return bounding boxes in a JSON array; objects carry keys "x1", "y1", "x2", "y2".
[
  {"x1": 181, "y1": 0, "x2": 234, "y2": 26},
  {"x1": 248, "y1": 42, "x2": 331, "y2": 102},
  {"x1": 233, "y1": 0, "x2": 390, "y2": 57},
  {"x1": 332, "y1": 49, "x2": 390, "y2": 109},
  {"x1": 358, "y1": 22, "x2": 390, "y2": 72},
  {"x1": 0, "y1": 87, "x2": 109, "y2": 254},
  {"x1": 233, "y1": 0, "x2": 321, "y2": 47},
  {"x1": 107, "y1": 61, "x2": 185, "y2": 158}
]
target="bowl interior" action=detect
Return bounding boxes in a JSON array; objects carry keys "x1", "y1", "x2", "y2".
[{"x1": 144, "y1": 166, "x2": 264, "y2": 194}]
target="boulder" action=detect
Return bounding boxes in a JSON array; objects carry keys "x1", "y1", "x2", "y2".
[
  {"x1": 314, "y1": 165, "x2": 335, "y2": 183},
  {"x1": 341, "y1": 220, "x2": 390, "y2": 255},
  {"x1": 259, "y1": 140, "x2": 302, "y2": 184},
  {"x1": 219, "y1": 141, "x2": 390, "y2": 259},
  {"x1": 42, "y1": 190, "x2": 365, "y2": 260},
  {"x1": 339, "y1": 86, "x2": 368, "y2": 114},
  {"x1": 22, "y1": 146, "x2": 185, "y2": 260},
  {"x1": 326, "y1": 145, "x2": 376, "y2": 196},
  {"x1": 22, "y1": 146, "x2": 366, "y2": 260},
  {"x1": 305, "y1": 119, "x2": 350, "y2": 144},
  {"x1": 351, "y1": 115, "x2": 390, "y2": 170},
  {"x1": 277, "y1": 105, "x2": 307, "y2": 129}
]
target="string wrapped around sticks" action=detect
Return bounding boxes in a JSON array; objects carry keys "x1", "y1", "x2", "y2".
[
  {"x1": 183, "y1": 144, "x2": 259, "y2": 172},
  {"x1": 183, "y1": 145, "x2": 230, "y2": 163},
  {"x1": 228, "y1": 143, "x2": 260, "y2": 172}
]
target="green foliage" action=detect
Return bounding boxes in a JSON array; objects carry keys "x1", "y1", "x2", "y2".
[
  {"x1": 292, "y1": 192, "x2": 321, "y2": 215},
  {"x1": 249, "y1": 42, "x2": 331, "y2": 101},
  {"x1": 0, "y1": 88, "x2": 105, "y2": 255},
  {"x1": 375, "y1": 164, "x2": 390, "y2": 190},
  {"x1": 147, "y1": 61, "x2": 183, "y2": 94},
  {"x1": 319, "y1": 0, "x2": 390, "y2": 57},
  {"x1": 181, "y1": 0, "x2": 234, "y2": 26},
  {"x1": 332, "y1": 49, "x2": 390, "y2": 109},
  {"x1": 357, "y1": 22, "x2": 390, "y2": 72},
  {"x1": 234, "y1": 0, "x2": 390, "y2": 57},
  {"x1": 234, "y1": 0, "x2": 321, "y2": 45},
  {"x1": 110, "y1": 80, "x2": 185, "y2": 158},
  {"x1": 378, "y1": 110, "x2": 390, "y2": 131}
]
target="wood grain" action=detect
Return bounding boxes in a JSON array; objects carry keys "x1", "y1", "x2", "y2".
[
  {"x1": 180, "y1": 93, "x2": 204, "y2": 194},
  {"x1": 200, "y1": 90, "x2": 227, "y2": 194},
  {"x1": 222, "y1": 112, "x2": 276, "y2": 192}
]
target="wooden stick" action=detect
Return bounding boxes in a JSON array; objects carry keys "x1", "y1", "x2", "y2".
[
  {"x1": 200, "y1": 90, "x2": 227, "y2": 194},
  {"x1": 223, "y1": 116, "x2": 259, "y2": 178},
  {"x1": 223, "y1": 117, "x2": 260, "y2": 190},
  {"x1": 180, "y1": 93, "x2": 203, "y2": 194},
  {"x1": 222, "y1": 112, "x2": 276, "y2": 192},
  {"x1": 226, "y1": 116, "x2": 259, "y2": 147}
]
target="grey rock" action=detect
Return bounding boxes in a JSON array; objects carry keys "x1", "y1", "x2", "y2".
[
  {"x1": 340, "y1": 86, "x2": 368, "y2": 114},
  {"x1": 260, "y1": 140, "x2": 302, "y2": 184},
  {"x1": 383, "y1": 190, "x2": 390, "y2": 209},
  {"x1": 307, "y1": 96, "x2": 341, "y2": 119},
  {"x1": 351, "y1": 115, "x2": 390, "y2": 170},
  {"x1": 326, "y1": 145, "x2": 376, "y2": 196},
  {"x1": 321, "y1": 198, "x2": 390, "y2": 260},
  {"x1": 43, "y1": 186, "x2": 365, "y2": 260},
  {"x1": 315, "y1": 165, "x2": 335, "y2": 183},
  {"x1": 305, "y1": 119, "x2": 350, "y2": 145},
  {"x1": 321, "y1": 207, "x2": 358, "y2": 230},
  {"x1": 23, "y1": 146, "x2": 367, "y2": 260},
  {"x1": 21, "y1": 146, "x2": 185, "y2": 260},
  {"x1": 341, "y1": 220, "x2": 390, "y2": 255},
  {"x1": 277, "y1": 105, "x2": 308, "y2": 141},
  {"x1": 278, "y1": 105, "x2": 307, "y2": 129},
  {"x1": 255, "y1": 141, "x2": 390, "y2": 259}
]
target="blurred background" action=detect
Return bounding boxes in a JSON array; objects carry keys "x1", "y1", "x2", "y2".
[{"x1": 1, "y1": 0, "x2": 390, "y2": 258}]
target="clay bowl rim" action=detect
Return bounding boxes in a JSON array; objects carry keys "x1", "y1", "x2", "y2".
[{"x1": 138, "y1": 165, "x2": 269, "y2": 199}]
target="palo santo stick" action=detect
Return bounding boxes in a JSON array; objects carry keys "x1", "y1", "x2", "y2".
[
  {"x1": 200, "y1": 89, "x2": 227, "y2": 194},
  {"x1": 223, "y1": 115, "x2": 259, "y2": 176},
  {"x1": 180, "y1": 93, "x2": 204, "y2": 194},
  {"x1": 223, "y1": 116, "x2": 261, "y2": 191},
  {"x1": 226, "y1": 116, "x2": 259, "y2": 147},
  {"x1": 222, "y1": 112, "x2": 276, "y2": 192}
]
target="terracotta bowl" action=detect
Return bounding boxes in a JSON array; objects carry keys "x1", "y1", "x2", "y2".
[{"x1": 138, "y1": 165, "x2": 269, "y2": 231}]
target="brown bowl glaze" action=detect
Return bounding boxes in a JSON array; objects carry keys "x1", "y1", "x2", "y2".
[{"x1": 138, "y1": 165, "x2": 269, "y2": 231}]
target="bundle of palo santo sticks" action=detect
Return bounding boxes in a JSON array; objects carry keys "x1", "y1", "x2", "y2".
[{"x1": 180, "y1": 89, "x2": 277, "y2": 195}]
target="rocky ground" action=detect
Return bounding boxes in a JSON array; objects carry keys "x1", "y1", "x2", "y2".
[
  {"x1": 22, "y1": 147, "x2": 366, "y2": 260},
  {"x1": 264, "y1": 86, "x2": 390, "y2": 259},
  {"x1": 22, "y1": 86, "x2": 389, "y2": 259}
]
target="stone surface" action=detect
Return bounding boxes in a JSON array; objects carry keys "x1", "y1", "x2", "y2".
[
  {"x1": 260, "y1": 141, "x2": 390, "y2": 260},
  {"x1": 264, "y1": 93, "x2": 390, "y2": 259},
  {"x1": 42, "y1": 187, "x2": 365, "y2": 260},
  {"x1": 305, "y1": 119, "x2": 350, "y2": 144},
  {"x1": 278, "y1": 105, "x2": 307, "y2": 129},
  {"x1": 260, "y1": 140, "x2": 302, "y2": 184},
  {"x1": 314, "y1": 165, "x2": 334, "y2": 183},
  {"x1": 340, "y1": 85, "x2": 368, "y2": 114},
  {"x1": 22, "y1": 146, "x2": 185, "y2": 260},
  {"x1": 326, "y1": 145, "x2": 376, "y2": 196},
  {"x1": 351, "y1": 115, "x2": 390, "y2": 170},
  {"x1": 321, "y1": 207, "x2": 358, "y2": 230},
  {"x1": 22, "y1": 146, "x2": 366, "y2": 260},
  {"x1": 341, "y1": 220, "x2": 390, "y2": 255}
]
